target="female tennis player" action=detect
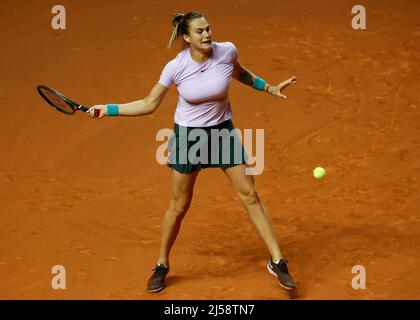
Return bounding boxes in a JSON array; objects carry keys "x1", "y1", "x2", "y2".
[{"x1": 87, "y1": 11, "x2": 297, "y2": 293}]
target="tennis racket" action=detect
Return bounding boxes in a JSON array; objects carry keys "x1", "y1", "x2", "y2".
[{"x1": 37, "y1": 85, "x2": 100, "y2": 117}]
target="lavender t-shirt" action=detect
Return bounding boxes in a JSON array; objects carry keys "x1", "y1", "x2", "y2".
[{"x1": 159, "y1": 41, "x2": 238, "y2": 127}]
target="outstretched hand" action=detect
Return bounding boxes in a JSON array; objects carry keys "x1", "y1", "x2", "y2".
[{"x1": 271, "y1": 76, "x2": 297, "y2": 99}]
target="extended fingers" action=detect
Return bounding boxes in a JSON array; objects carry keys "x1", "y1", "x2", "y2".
[{"x1": 281, "y1": 76, "x2": 297, "y2": 87}]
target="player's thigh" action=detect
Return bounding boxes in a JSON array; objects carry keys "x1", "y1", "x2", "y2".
[{"x1": 170, "y1": 169, "x2": 200, "y2": 203}]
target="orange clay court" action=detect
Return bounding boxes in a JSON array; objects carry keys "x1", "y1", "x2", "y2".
[{"x1": 0, "y1": 0, "x2": 419, "y2": 299}]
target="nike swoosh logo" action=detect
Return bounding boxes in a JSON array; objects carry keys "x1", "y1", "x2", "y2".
[{"x1": 201, "y1": 69, "x2": 207, "y2": 72}]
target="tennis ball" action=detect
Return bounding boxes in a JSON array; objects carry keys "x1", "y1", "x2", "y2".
[{"x1": 313, "y1": 167, "x2": 326, "y2": 179}]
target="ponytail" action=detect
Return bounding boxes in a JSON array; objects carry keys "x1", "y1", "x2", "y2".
[{"x1": 167, "y1": 13, "x2": 184, "y2": 49}]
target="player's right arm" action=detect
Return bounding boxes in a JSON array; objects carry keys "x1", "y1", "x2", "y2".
[{"x1": 87, "y1": 82, "x2": 169, "y2": 118}]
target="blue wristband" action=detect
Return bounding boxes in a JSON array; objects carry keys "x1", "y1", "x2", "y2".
[
  {"x1": 252, "y1": 77, "x2": 266, "y2": 91},
  {"x1": 106, "y1": 104, "x2": 119, "y2": 116}
]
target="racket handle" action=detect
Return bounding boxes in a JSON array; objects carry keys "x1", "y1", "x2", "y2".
[{"x1": 79, "y1": 105, "x2": 89, "y2": 112}]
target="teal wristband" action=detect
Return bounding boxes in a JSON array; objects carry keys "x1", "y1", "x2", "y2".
[
  {"x1": 106, "y1": 104, "x2": 119, "y2": 116},
  {"x1": 252, "y1": 77, "x2": 266, "y2": 91}
]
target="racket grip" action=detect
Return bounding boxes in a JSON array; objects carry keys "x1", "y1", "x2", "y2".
[{"x1": 79, "y1": 105, "x2": 89, "y2": 112}]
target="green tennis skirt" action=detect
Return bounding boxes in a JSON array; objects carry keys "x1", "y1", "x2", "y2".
[{"x1": 167, "y1": 119, "x2": 248, "y2": 174}]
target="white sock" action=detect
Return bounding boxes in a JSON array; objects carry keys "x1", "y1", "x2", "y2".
[{"x1": 273, "y1": 259, "x2": 281, "y2": 264}]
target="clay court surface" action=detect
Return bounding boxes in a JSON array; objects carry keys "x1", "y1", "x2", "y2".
[{"x1": 1, "y1": 0, "x2": 419, "y2": 299}]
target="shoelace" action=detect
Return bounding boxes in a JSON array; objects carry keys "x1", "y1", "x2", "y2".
[
  {"x1": 272, "y1": 259, "x2": 289, "y2": 274},
  {"x1": 152, "y1": 264, "x2": 168, "y2": 273},
  {"x1": 279, "y1": 260, "x2": 289, "y2": 273}
]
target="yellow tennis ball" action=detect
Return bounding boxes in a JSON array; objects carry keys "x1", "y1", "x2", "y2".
[{"x1": 313, "y1": 167, "x2": 326, "y2": 179}]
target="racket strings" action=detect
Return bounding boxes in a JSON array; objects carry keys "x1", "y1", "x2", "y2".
[{"x1": 39, "y1": 88, "x2": 75, "y2": 114}]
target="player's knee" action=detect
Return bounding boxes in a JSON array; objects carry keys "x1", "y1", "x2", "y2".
[
  {"x1": 239, "y1": 188, "x2": 260, "y2": 207},
  {"x1": 170, "y1": 196, "x2": 191, "y2": 218}
]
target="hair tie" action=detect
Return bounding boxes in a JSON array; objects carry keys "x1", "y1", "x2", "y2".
[{"x1": 173, "y1": 13, "x2": 184, "y2": 26}]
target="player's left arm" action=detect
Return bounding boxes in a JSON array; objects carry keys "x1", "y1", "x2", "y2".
[{"x1": 232, "y1": 60, "x2": 297, "y2": 99}]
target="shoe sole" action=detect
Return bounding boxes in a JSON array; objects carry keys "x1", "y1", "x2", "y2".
[
  {"x1": 147, "y1": 286, "x2": 164, "y2": 293},
  {"x1": 267, "y1": 264, "x2": 296, "y2": 291}
]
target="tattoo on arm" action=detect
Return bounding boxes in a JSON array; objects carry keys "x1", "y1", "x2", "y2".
[
  {"x1": 238, "y1": 68, "x2": 254, "y2": 86},
  {"x1": 237, "y1": 66, "x2": 273, "y2": 94}
]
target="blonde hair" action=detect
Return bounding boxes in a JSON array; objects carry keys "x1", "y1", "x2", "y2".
[{"x1": 167, "y1": 11, "x2": 206, "y2": 49}]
